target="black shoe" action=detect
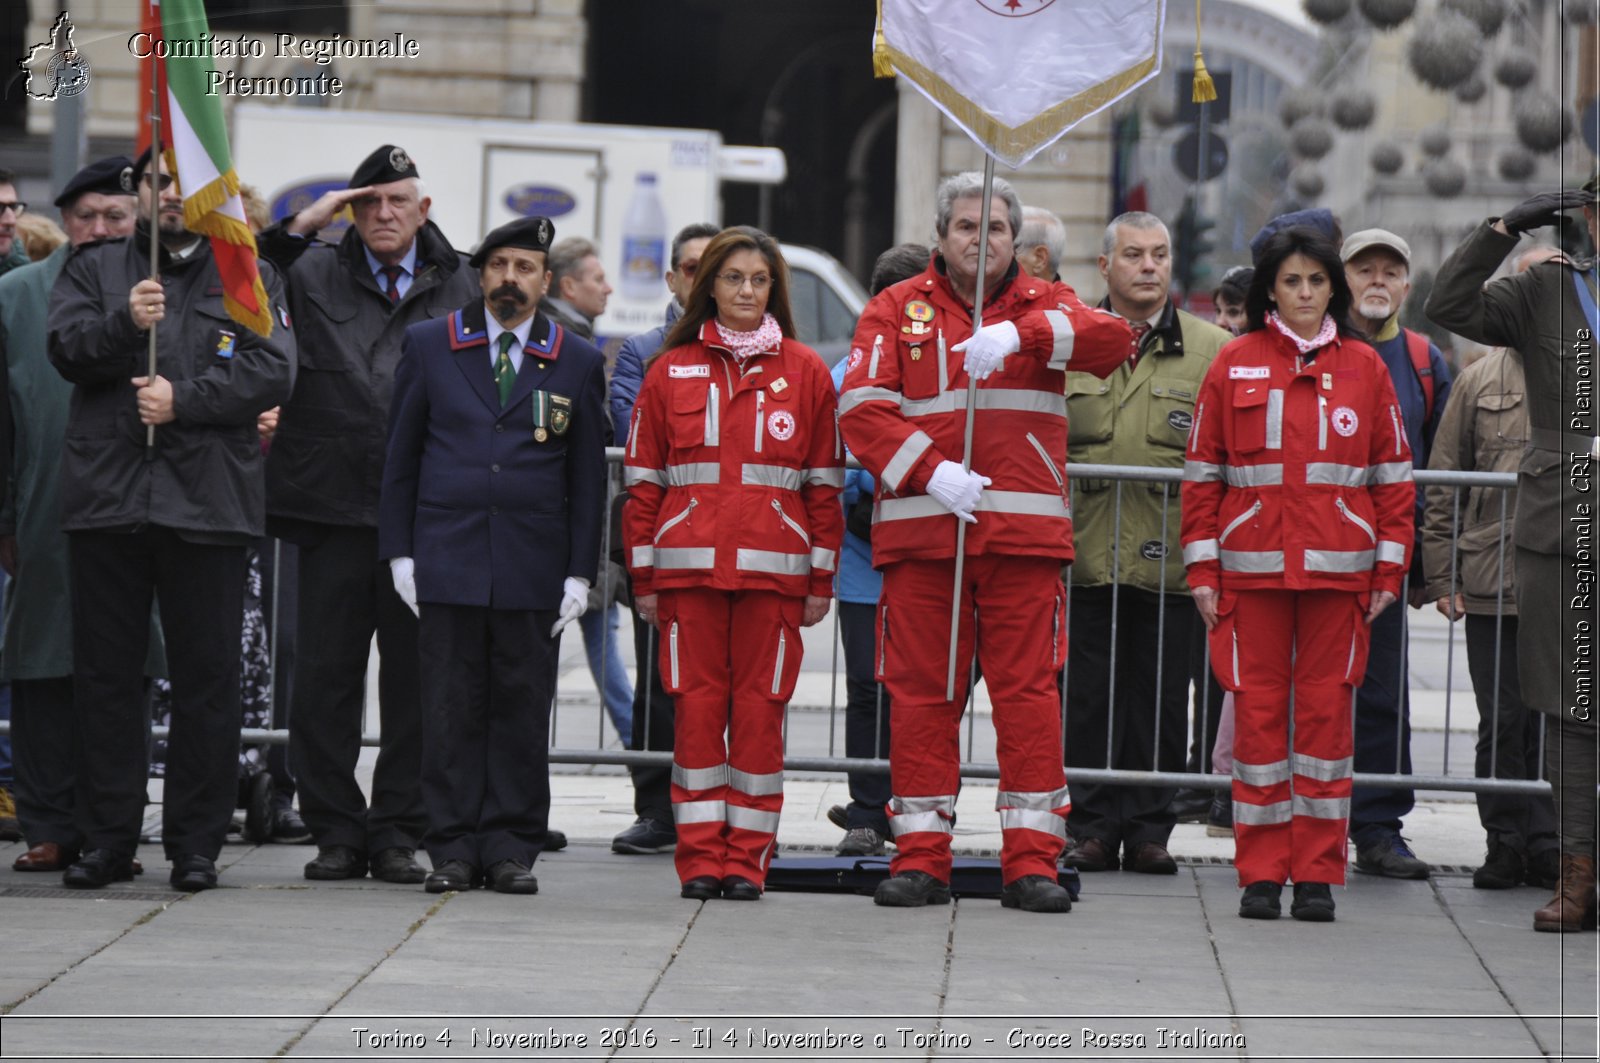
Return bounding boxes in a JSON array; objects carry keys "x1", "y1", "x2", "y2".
[
  {"x1": 424, "y1": 859, "x2": 480, "y2": 894},
  {"x1": 544, "y1": 829, "x2": 568, "y2": 853},
  {"x1": 1526, "y1": 848, "x2": 1561, "y2": 891},
  {"x1": 826, "y1": 804, "x2": 850, "y2": 831},
  {"x1": 1127, "y1": 841, "x2": 1179, "y2": 875},
  {"x1": 1290, "y1": 881, "x2": 1336, "y2": 922},
  {"x1": 303, "y1": 845, "x2": 367, "y2": 881},
  {"x1": 680, "y1": 875, "x2": 720, "y2": 900},
  {"x1": 63, "y1": 848, "x2": 135, "y2": 889},
  {"x1": 370, "y1": 846, "x2": 427, "y2": 884},
  {"x1": 487, "y1": 859, "x2": 539, "y2": 895},
  {"x1": 1170, "y1": 788, "x2": 1212, "y2": 823},
  {"x1": 1353, "y1": 830, "x2": 1430, "y2": 879},
  {"x1": 1239, "y1": 881, "x2": 1283, "y2": 920},
  {"x1": 242, "y1": 772, "x2": 274, "y2": 845},
  {"x1": 268, "y1": 805, "x2": 313, "y2": 845},
  {"x1": 170, "y1": 854, "x2": 218, "y2": 892},
  {"x1": 1001, "y1": 875, "x2": 1073, "y2": 913},
  {"x1": 1473, "y1": 840, "x2": 1524, "y2": 890},
  {"x1": 612, "y1": 818, "x2": 677, "y2": 854},
  {"x1": 721, "y1": 875, "x2": 762, "y2": 901},
  {"x1": 873, "y1": 870, "x2": 951, "y2": 907},
  {"x1": 1205, "y1": 793, "x2": 1234, "y2": 837},
  {"x1": 1062, "y1": 835, "x2": 1118, "y2": 872}
]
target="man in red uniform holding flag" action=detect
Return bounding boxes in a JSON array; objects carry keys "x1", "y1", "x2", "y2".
[{"x1": 839, "y1": 173, "x2": 1132, "y2": 912}]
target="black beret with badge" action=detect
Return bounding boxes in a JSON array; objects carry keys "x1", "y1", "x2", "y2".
[
  {"x1": 126, "y1": 146, "x2": 156, "y2": 191},
  {"x1": 55, "y1": 154, "x2": 135, "y2": 207},
  {"x1": 468, "y1": 215, "x2": 555, "y2": 269},
  {"x1": 349, "y1": 144, "x2": 419, "y2": 189}
]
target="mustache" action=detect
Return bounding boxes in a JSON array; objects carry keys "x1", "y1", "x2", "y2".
[{"x1": 490, "y1": 283, "x2": 528, "y2": 305}]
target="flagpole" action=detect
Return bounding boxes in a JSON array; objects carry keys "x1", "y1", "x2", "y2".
[
  {"x1": 944, "y1": 152, "x2": 996, "y2": 702},
  {"x1": 144, "y1": 52, "x2": 161, "y2": 454}
]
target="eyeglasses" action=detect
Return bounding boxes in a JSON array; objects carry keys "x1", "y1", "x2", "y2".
[
  {"x1": 716, "y1": 270, "x2": 772, "y2": 291},
  {"x1": 0, "y1": 202, "x2": 27, "y2": 217},
  {"x1": 141, "y1": 173, "x2": 173, "y2": 191},
  {"x1": 676, "y1": 260, "x2": 698, "y2": 279}
]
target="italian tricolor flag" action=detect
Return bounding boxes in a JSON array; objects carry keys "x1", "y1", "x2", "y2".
[{"x1": 139, "y1": 0, "x2": 272, "y2": 337}]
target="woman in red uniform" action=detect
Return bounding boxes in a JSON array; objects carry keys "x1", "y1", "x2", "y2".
[
  {"x1": 1181, "y1": 227, "x2": 1414, "y2": 922},
  {"x1": 622, "y1": 226, "x2": 843, "y2": 901}
]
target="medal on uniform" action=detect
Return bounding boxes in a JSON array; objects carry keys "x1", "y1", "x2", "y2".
[
  {"x1": 905, "y1": 299, "x2": 934, "y2": 338},
  {"x1": 1322, "y1": 372, "x2": 1333, "y2": 391},
  {"x1": 216, "y1": 330, "x2": 236, "y2": 359},
  {"x1": 532, "y1": 389, "x2": 551, "y2": 442}
]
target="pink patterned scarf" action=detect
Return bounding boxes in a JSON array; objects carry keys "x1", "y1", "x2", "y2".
[
  {"x1": 1267, "y1": 310, "x2": 1337, "y2": 354},
  {"x1": 715, "y1": 313, "x2": 783, "y2": 363}
]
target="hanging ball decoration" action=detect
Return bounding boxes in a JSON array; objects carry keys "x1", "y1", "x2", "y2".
[
  {"x1": 1514, "y1": 93, "x2": 1574, "y2": 153},
  {"x1": 1303, "y1": 0, "x2": 1354, "y2": 24},
  {"x1": 1493, "y1": 49, "x2": 1537, "y2": 90},
  {"x1": 1147, "y1": 95, "x2": 1178, "y2": 129},
  {"x1": 1278, "y1": 90, "x2": 1324, "y2": 130},
  {"x1": 1441, "y1": 0, "x2": 1506, "y2": 37},
  {"x1": 1291, "y1": 164, "x2": 1326, "y2": 200},
  {"x1": 1370, "y1": 141, "x2": 1405, "y2": 175},
  {"x1": 1423, "y1": 158, "x2": 1468, "y2": 198},
  {"x1": 1358, "y1": 0, "x2": 1417, "y2": 30},
  {"x1": 1290, "y1": 118, "x2": 1337, "y2": 159},
  {"x1": 1330, "y1": 89, "x2": 1377, "y2": 130},
  {"x1": 1419, "y1": 125, "x2": 1452, "y2": 158},
  {"x1": 1496, "y1": 148, "x2": 1537, "y2": 183},
  {"x1": 1454, "y1": 74, "x2": 1487, "y2": 104},
  {"x1": 1407, "y1": 11, "x2": 1485, "y2": 91}
]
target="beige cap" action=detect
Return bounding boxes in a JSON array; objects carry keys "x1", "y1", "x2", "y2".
[{"x1": 1340, "y1": 228, "x2": 1410, "y2": 265}]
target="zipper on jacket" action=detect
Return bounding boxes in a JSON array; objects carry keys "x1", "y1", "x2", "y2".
[
  {"x1": 868, "y1": 334, "x2": 883, "y2": 378},
  {"x1": 669, "y1": 620, "x2": 680, "y2": 689},
  {"x1": 1335, "y1": 496, "x2": 1376, "y2": 543},
  {"x1": 771, "y1": 498, "x2": 809, "y2": 544},
  {"x1": 655, "y1": 498, "x2": 698, "y2": 542},
  {"x1": 1218, "y1": 500, "x2": 1261, "y2": 544},
  {"x1": 1026, "y1": 432, "x2": 1065, "y2": 490},
  {"x1": 771, "y1": 629, "x2": 787, "y2": 696},
  {"x1": 705, "y1": 384, "x2": 720, "y2": 447},
  {"x1": 1389, "y1": 404, "x2": 1402, "y2": 456},
  {"x1": 754, "y1": 389, "x2": 766, "y2": 453},
  {"x1": 1318, "y1": 394, "x2": 1328, "y2": 450}
]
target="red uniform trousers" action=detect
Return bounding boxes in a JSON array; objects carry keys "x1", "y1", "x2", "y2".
[
  {"x1": 1210, "y1": 587, "x2": 1369, "y2": 886},
  {"x1": 657, "y1": 587, "x2": 802, "y2": 887},
  {"x1": 879, "y1": 555, "x2": 1070, "y2": 885}
]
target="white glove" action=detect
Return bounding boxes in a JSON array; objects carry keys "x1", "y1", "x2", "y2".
[
  {"x1": 952, "y1": 319, "x2": 1020, "y2": 381},
  {"x1": 926, "y1": 459, "x2": 991, "y2": 524},
  {"x1": 389, "y1": 557, "x2": 419, "y2": 618},
  {"x1": 551, "y1": 576, "x2": 591, "y2": 636}
]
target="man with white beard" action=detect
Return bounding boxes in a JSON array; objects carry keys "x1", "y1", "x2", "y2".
[{"x1": 1338, "y1": 229, "x2": 1453, "y2": 880}]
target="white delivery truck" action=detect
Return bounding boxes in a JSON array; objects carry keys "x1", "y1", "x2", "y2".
[{"x1": 231, "y1": 104, "x2": 866, "y2": 353}]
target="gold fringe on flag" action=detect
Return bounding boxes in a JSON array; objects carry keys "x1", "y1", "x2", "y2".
[
  {"x1": 873, "y1": 0, "x2": 894, "y2": 78},
  {"x1": 1191, "y1": 0, "x2": 1217, "y2": 104}
]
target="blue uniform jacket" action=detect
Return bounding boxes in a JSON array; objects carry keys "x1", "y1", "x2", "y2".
[{"x1": 379, "y1": 300, "x2": 608, "y2": 610}]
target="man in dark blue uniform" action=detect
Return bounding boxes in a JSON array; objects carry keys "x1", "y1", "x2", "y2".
[{"x1": 379, "y1": 216, "x2": 607, "y2": 895}]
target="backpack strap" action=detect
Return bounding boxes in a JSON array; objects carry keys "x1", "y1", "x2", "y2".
[{"x1": 1402, "y1": 327, "x2": 1434, "y2": 424}]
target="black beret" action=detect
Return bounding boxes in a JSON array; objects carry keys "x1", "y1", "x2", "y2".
[
  {"x1": 55, "y1": 154, "x2": 135, "y2": 207},
  {"x1": 126, "y1": 146, "x2": 155, "y2": 191},
  {"x1": 469, "y1": 216, "x2": 556, "y2": 268},
  {"x1": 349, "y1": 144, "x2": 419, "y2": 189}
]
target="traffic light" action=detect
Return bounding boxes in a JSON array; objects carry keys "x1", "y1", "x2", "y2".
[{"x1": 1173, "y1": 193, "x2": 1216, "y2": 295}]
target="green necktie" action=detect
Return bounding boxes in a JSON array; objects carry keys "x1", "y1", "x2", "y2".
[{"x1": 494, "y1": 332, "x2": 517, "y2": 406}]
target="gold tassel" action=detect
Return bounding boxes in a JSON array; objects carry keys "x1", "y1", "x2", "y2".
[
  {"x1": 873, "y1": 0, "x2": 894, "y2": 78},
  {"x1": 1191, "y1": 0, "x2": 1217, "y2": 103}
]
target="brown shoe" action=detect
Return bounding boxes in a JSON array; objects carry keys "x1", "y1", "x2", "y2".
[
  {"x1": 1127, "y1": 841, "x2": 1179, "y2": 875},
  {"x1": 1062, "y1": 836, "x2": 1118, "y2": 872},
  {"x1": 1534, "y1": 854, "x2": 1597, "y2": 933},
  {"x1": 14, "y1": 841, "x2": 79, "y2": 872}
]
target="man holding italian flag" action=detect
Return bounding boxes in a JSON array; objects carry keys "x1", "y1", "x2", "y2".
[{"x1": 47, "y1": 0, "x2": 296, "y2": 894}]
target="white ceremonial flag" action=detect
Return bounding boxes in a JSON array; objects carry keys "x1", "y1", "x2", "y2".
[{"x1": 875, "y1": 0, "x2": 1167, "y2": 168}]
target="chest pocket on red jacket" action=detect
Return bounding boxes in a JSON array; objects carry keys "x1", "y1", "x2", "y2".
[
  {"x1": 898, "y1": 338, "x2": 941, "y2": 400},
  {"x1": 1230, "y1": 382, "x2": 1270, "y2": 454},
  {"x1": 671, "y1": 383, "x2": 713, "y2": 450},
  {"x1": 758, "y1": 383, "x2": 804, "y2": 458}
]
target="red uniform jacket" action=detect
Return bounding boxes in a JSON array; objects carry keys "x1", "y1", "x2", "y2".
[
  {"x1": 837, "y1": 260, "x2": 1131, "y2": 566},
  {"x1": 624, "y1": 323, "x2": 843, "y2": 599}
]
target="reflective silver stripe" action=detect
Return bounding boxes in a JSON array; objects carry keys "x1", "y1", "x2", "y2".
[
  {"x1": 1224, "y1": 463, "x2": 1283, "y2": 487},
  {"x1": 669, "y1": 620, "x2": 679, "y2": 688},
  {"x1": 1265, "y1": 389, "x2": 1284, "y2": 449},
  {"x1": 868, "y1": 333, "x2": 883, "y2": 378},
  {"x1": 705, "y1": 383, "x2": 719, "y2": 446},
  {"x1": 890, "y1": 794, "x2": 956, "y2": 816},
  {"x1": 936, "y1": 329, "x2": 949, "y2": 392},
  {"x1": 770, "y1": 630, "x2": 785, "y2": 696},
  {"x1": 631, "y1": 545, "x2": 654, "y2": 568},
  {"x1": 669, "y1": 462, "x2": 722, "y2": 487},
  {"x1": 1376, "y1": 540, "x2": 1408, "y2": 565},
  {"x1": 839, "y1": 385, "x2": 902, "y2": 416},
  {"x1": 1292, "y1": 794, "x2": 1350, "y2": 820},
  {"x1": 1291, "y1": 753, "x2": 1353, "y2": 782},
  {"x1": 1183, "y1": 539, "x2": 1219, "y2": 565},
  {"x1": 626, "y1": 466, "x2": 668, "y2": 488},
  {"x1": 741, "y1": 464, "x2": 803, "y2": 490},
  {"x1": 725, "y1": 805, "x2": 781, "y2": 834},
  {"x1": 1042, "y1": 308, "x2": 1075, "y2": 368},
  {"x1": 628, "y1": 407, "x2": 642, "y2": 458},
  {"x1": 653, "y1": 500, "x2": 697, "y2": 542},
  {"x1": 1218, "y1": 501, "x2": 1261, "y2": 544},
  {"x1": 729, "y1": 767, "x2": 784, "y2": 796},
  {"x1": 736, "y1": 549, "x2": 808, "y2": 576},
  {"x1": 1304, "y1": 548, "x2": 1375, "y2": 573},
  {"x1": 882, "y1": 430, "x2": 935, "y2": 492},
  {"x1": 995, "y1": 786, "x2": 1072, "y2": 811},
  {"x1": 900, "y1": 388, "x2": 1067, "y2": 419},
  {"x1": 1305, "y1": 463, "x2": 1365, "y2": 488},
  {"x1": 1368, "y1": 461, "x2": 1413, "y2": 485},
  {"x1": 810, "y1": 546, "x2": 837, "y2": 571},
  {"x1": 888, "y1": 810, "x2": 953, "y2": 836},
  {"x1": 876, "y1": 490, "x2": 1069, "y2": 523},
  {"x1": 1390, "y1": 404, "x2": 1402, "y2": 456},
  {"x1": 998, "y1": 807, "x2": 1068, "y2": 839},
  {"x1": 1234, "y1": 800, "x2": 1293, "y2": 826},
  {"x1": 802, "y1": 466, "x2": 846, "y2": 488},
  {"x1": 672, "y1": 762, "x2": 729, "y2": 790},
  {"x1": 1233, "y1": 758, "x2": 1291, "y2": 787},
  {"x1": 1183, "y1": 460, "x2": 1222, "y2": 483},
  {"x1": 656, "y1": 547, "x2": 716, "y2": 569},
  {"x1": 673, "y1": 799, "x2": 725, "y2": 825},
  {"x1": 1220, "y1": 549, "x2": 1284, "y2": 573}
]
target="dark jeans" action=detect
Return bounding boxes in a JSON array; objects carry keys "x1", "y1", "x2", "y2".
[
  {"x1": 628, "y1": 608, "x2": 675, "y2": 823},
  {"x1": 1464, "y1": 614, "x2": 1556, "y2": 854},
  {"x1": 839, "y1": 601, "x2": 891, "y2": 833},
  {"x1": 1545, "y1": 715, "x2": 1599, "y2": 854},
  {"x1": 1350, "y1": 600, "x2": 1413, "y2": 845}
]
